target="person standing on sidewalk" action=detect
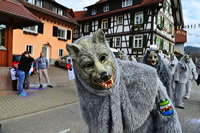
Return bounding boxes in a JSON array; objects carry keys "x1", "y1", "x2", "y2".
[
  {"x1": 17, "y1": 51, "x2": 32, "y2": 96},
  {"x1": 36, "y1": 52, "x2": 53, "y2": 88}
]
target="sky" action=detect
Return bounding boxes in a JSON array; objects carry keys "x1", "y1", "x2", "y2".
[{"x1": 57, "y1": 0, "x2": 200, "y2": 47}]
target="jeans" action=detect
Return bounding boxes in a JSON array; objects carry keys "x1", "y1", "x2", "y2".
[{"x1": 17, "y1": 70, "x2": 25, "y2": 94}]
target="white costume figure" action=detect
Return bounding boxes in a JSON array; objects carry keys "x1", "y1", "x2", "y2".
[
  {"x1": 196, "y1": 58, "x2": 200, "y2": 85},
  {"x1": 174, "y1": 55, "x2": 190, "y2": 109},
  {"x1": 184, "y1": 58, "x2": 198, "y2": 99},
  {"x1": 168, "y1": 54, "x2": 179, "y2": 100}
]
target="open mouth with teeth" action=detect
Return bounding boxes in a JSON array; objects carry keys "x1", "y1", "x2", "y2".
[
  {"x1": 93, "y1": 75, "x2": 115, "y2": 89},
  {"x1": 150, "y1": 61, "x2": 157, "y2": 66}
]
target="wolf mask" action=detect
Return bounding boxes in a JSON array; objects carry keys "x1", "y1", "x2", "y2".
[
  {"x1": 67, "y1": 30, "x2": 115, "y2": 90},
  {"x1": 146, "y1": 50, "x2": 159, "y2": 67},
  {"x1": 66, "y1": 29, "x2": 182, "y2": 133}
]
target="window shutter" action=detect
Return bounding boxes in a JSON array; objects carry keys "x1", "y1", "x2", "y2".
[
  {"x1": 129, "y1": 36, "x2": 133, "y2": 48},
  {"x1": 154, "y1": 36, "x2": 157, "y2": 44},
  {"x1": 90, "y1": 22, "x2": 92, "y2": 32},
  {"x1": 108, "y1": 18, "x2": 111, "y2": 28},
  {"x1": 53, "y1": 26, "x2": 58, "y2": 37},
  {"x1": 143, "y1": 35, "x2": 148, "y2": 47},
  {"x1": 169, "y1": 43, "x2": 172, "y2": 53},
  {"x1": 160, "y1": 39, "x2": 164, "y2": 50},
  {"x1": 67, "y1": 30, "x2": 71, "y2": 40},
  {"x1": 156, "y1": 14, "x2": 158, "y2": 24},
  {"x1": 143, "y1": 11, "x2": 148, "y2": 24},
  {"x1": 109, "y1": 38, "x2": 113, "y2": 47},
  {"x1": 82, "y1": 24, "x2": 84, "y2": 33},
  {"x1": 130, "y1": 13, "x2": 134, "y2": 25},
  {"x1": 162, "y1": 17, "x2": 165, "y2": 28},
  {"x1": 98, "y1": 19, "x2": 102, "y2": 29},
  {"x1": 38, "y1": 23, "x2": 44, "y2": 34}
]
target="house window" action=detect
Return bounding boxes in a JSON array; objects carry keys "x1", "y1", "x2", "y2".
[
  {"x1": 58, "y1": 9, "x2": 63, "y2": 15},
  {"x1": 0, "y1": 24, "x2": 6, "y2": 47},
  {"x1": 135, "y1": 12, "x2": 143, "y2": 24},
  {"x1": 35, "y1": 0, "x2": 42, "y2": 7},
  {"x1": 122, "y1": 0, "x2": 132, "y2": 7},
  {"x1": 103, "y1": 3, "x2": 109, "y2": 12},
  {"x1": 91, "y1": 9, "x2": 97, "y2": 15},
  {"x1": 115, "y1": 37, "x2": 121, "y2": 47},
  {"x1": 117, "y1": 16, "x2": 123, "y2": 25},
  {"x1": 84, "y1": 23, "x2": 90, "y2": 32},
  {"x1": 59, "y1": 49, "x2": 64, "y2": 57},
  {"x1": 52, "y1": 6, "x2": 57, "y2": 13},
  {"x1": 134, "y1": 35, "x2": 143, "y2": 48},
  {"x1": 26, "y1": 0, "x2": 34, "y2": 4},
  {"x1": 23, "y1": 25, "x2": 38, "y2": 33},
  {"x1": 26, "y1": 45, "x2": 33, "y2": 55},
  {"x1": 101, "y1": 19, "x2": 108, "y2": 29},
  {"x1": 57, "y1": 28, "x2": 67, "y2": 39}
]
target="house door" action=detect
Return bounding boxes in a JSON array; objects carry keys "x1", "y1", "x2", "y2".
[
  {"x1": 0, "y1": 24, "x2": 8, "y2": 67},
  {"x1": 42, "y1": 45, "x2": 49, "y2": 60}
]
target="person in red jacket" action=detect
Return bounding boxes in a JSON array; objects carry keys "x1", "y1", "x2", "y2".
[{"x1": 66, "y1": 59, "x2": 72, "y2": 71}]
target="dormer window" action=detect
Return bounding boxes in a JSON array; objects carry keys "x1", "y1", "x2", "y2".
[
  {"x1": 103, "y1": 3, "x2": 109, "y2": 12},
  {"x1": 35, "y1": 0, "x2": 42, "y2": 7},
  {"x1": 91, "y1": 9, "x2": 97, "y2": 15},
  {"x1": 58, "y1": 9, "x2": 63, "y2": 15},
  {"x1": 122, "y1": 0, "x2": 132, "y2": 8}
]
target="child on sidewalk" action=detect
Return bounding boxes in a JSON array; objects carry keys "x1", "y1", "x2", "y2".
[{"x1": 10, "y1": 64, "x2": 18, "y2": 91}]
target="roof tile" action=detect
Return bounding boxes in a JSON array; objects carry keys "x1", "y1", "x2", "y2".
[{"x1": 0, "y1": 0, "x2": 40, "y2": 22}]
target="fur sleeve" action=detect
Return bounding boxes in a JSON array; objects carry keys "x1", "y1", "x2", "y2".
[{"x1": 154, "y1": 78, "x2": 182, "y2": 133}]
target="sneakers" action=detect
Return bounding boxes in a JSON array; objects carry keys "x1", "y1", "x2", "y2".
[
  {"x1": 19, "y1": 91, "x2": 28, "y2": 96},
  {"x1": 39, "y1": 84, "x2": 43, "y2": 88},
  {"x1": 47, "y1": 85, "x2": 53, "y2": 88},
  {"x1": 175, "y1": 105, "x2": 185, "y2": 109},
  {"x1": 184, "y1": 96, "x2": 189, "y2": 99}
]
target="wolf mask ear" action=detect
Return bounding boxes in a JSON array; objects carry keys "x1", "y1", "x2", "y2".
[
  {"x1": 92, "y1": 29, "x2": 106, "y2": 46},
  {"x1": 66, "y1": 43, "x2": 81, "y2": 59},
  {"x1": 146, "y1": 50, "x2": 150, "y2": 54}
]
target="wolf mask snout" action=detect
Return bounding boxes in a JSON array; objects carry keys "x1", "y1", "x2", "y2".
[{"x1": 100, "y1": 72, "x2": 110, "y2": 82}]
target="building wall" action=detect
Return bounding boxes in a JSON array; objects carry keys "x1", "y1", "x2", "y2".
[{"x1": 13, "y1": 17, "x2": 73, "y2": 63}]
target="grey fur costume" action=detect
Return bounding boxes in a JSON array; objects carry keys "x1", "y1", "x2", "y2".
[
  {"x1": 74, "y1": 59, "x2": 182, "y2": 133},
  {"x1": 142, "y1": 53, "x2": 173, "y2": 98}
]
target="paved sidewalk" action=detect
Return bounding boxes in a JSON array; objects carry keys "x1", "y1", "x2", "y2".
[
  {"x1": 0, "y1": 85, "x2": 77, "y2": 121},
  {"x1": 0, "y1": 66, "x2": 78, "y2": 121}
]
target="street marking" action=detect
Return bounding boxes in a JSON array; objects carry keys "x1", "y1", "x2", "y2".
[{"x1": 59, "y1": 128, "x2": 70, "y2": 133}]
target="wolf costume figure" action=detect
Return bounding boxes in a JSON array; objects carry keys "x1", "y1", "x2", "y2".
[
  {"x1": 66, "y1": 29, "x2": 182, "y2": 133},
  {"x1": 184, "y1": 57, "x2": 198, "y2": 99},
  {"x1": 174, "y1": 55, "x2": 191, "y2": 109},
  {"x1": 142, "y1": 48, "x2": 172, "y2": 99}
]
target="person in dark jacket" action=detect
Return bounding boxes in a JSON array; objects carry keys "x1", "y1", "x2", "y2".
[{"x1": 17, "y1": 51, "x2": 32, "y2": 96}]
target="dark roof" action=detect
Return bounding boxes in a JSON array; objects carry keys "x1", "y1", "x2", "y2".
[
  {"x1": 85, "y1": 0, "x2": 108, "y2": 8},
  {"x1": 18, "y1": 0, "x2": 78, "y2": 26},
  {"x1": 74, "y1": 11, "x2": 87, "y2": 21},
  {"x1": 75, "y1": 0, "x2": 163, "y2": 21},
  {"x1": 0, "y1": 0, "x2": 41, "y2": 28}
]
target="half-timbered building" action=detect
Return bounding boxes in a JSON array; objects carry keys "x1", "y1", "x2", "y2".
[{"x1": 74, "y1": 0, "x2": 185, "y2": 59}]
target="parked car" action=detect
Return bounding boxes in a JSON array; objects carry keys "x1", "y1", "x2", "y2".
[
  {"x1": 55, "y1": 55, "x2": 69, "y2": 68},
  {"x1": 12, "y1": 54, "x2": 36, "y2": 75}
]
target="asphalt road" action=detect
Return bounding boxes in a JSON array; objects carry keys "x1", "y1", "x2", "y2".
[{"x1": 0, "y1": 103, "x2": 87, "y2": 133}]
